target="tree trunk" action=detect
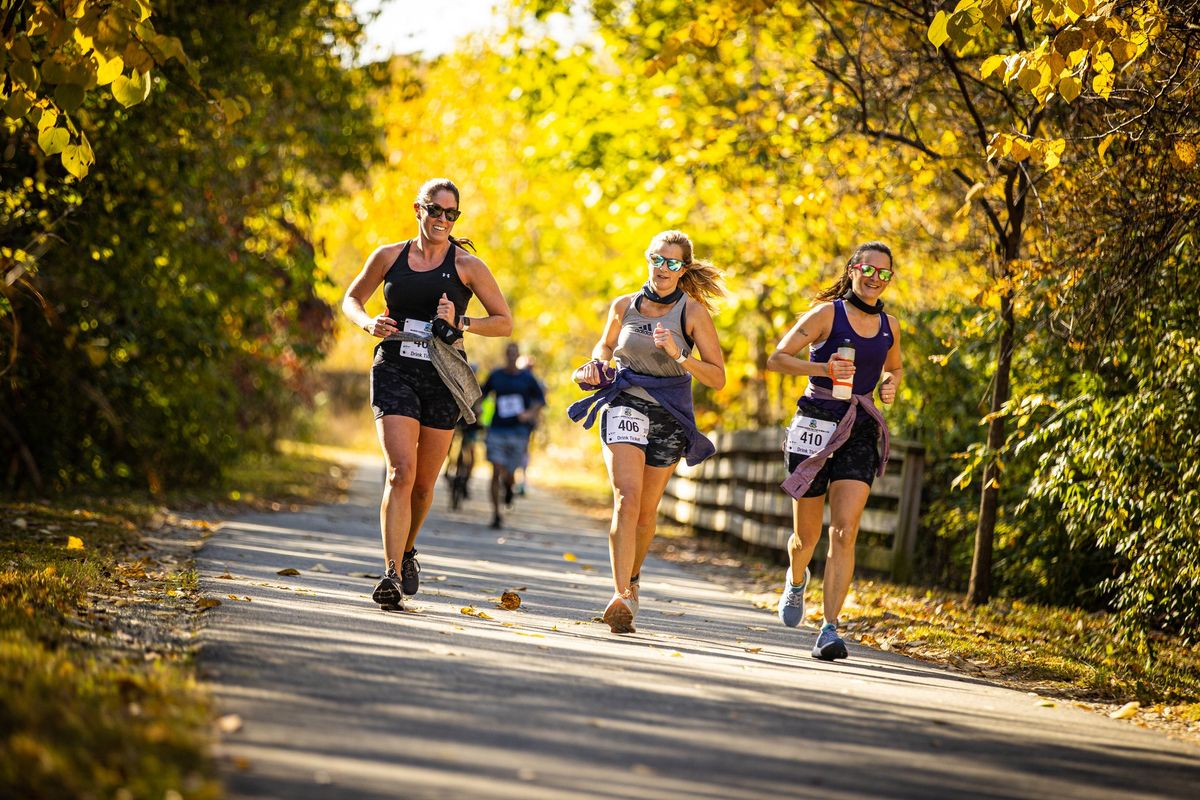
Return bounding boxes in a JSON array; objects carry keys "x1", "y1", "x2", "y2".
[{"x1": 968, "y1": 283, "x2": 1014, "y2": 605}]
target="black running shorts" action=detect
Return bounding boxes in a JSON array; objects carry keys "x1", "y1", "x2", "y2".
[
  {"x1": 370, "y1": 343, "x2": 461, "y2": 430},
  {"x1": 784, "y1": 397, "x2": 880, "y2": 497},
  {"x1": 600, "y1": 392, "x2": 687, "y2": 468}
]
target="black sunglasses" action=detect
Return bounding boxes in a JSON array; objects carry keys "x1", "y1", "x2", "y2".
[{"x1": 421, "y1": 203, "x2": 462, "y2": 222}]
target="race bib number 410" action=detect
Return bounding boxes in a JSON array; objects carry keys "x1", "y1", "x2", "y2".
[
  {"x1": 785, "y1": 414, "x2": 838, "y2": 457},
  {"x1": 604, "y1": 405, "x2": 650, "y2": 446}
]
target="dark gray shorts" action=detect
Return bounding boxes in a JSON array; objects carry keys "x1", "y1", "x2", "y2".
[
  {"x1": 784, "y1": 397, "x2": 880, "y2": 497},
  {"x1": 600, "y1": 392, "x2": 686, "y2": 468},
  {"x1": 370, "y1": 344, "x2": 460, "y2": 430}
]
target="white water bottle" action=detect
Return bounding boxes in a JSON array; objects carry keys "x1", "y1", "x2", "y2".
[{"x1": 831, "y1": 339, "x2": 856, "y2": 400}]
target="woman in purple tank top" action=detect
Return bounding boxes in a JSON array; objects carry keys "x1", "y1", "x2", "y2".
[{"x1": 765, "y1": 242, "x2": 905, "y2": 660}]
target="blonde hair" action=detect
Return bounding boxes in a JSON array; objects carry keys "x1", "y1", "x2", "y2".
[{"x1": 646, "y1": 230, "x2": 725, "y2": 311}]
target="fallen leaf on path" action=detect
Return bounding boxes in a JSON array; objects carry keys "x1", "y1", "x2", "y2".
[
  {"x1": 498, "y1": 591, "x2": 521, "y2": 610},
  {"x1": 661, "y1": 611, "x2": 685, "y2": 617},
  {"x1": 276, "y1": 568, "x2": 300, "y2": 576},
  {"x1": 459, "y1": 606, "x2": 494, "y2": 620},
  {"x1": 1036, "y1": 700, "x2": 1056, "y2": 707},
  {"x1": 197, "y1": 598, "x2": 221, "y2": 610},
  {"x1": 434, "y1": 575, "x2": 447, "y2": 582},
  {"x1": 232, "y1": 756, "x2": 252, "y2": 771},
  {"x1": 516, "y1": 632, "x2": 544, "y2": 638},
  {"x1": 67, "y1": 536, "x2": 85, "y2": 550},
  {"x1": 217, "y1": 572, "x2": 234, "y2": 579},
  {"x1": 744, "y1": 647, "x2": 763, "y2": 654},
  {"x1": 1110, "y1": 702, "x2": 1140, "y2": 719},
  {"x1": 217, "y1": 714, "x2": 243, "y2": 733},
  {"x1": 562, "y1": 553, "x2": 577, "y2": 562},
  {"x1": 580, "y1": 564, "x2": 594, "y2": 571},
  {"x1": 746, "y1": 626, "x2": 768, "y2": 632},
  {"x1": 669, "y1": 651, "x2": 683, "y2": 658},
  {"x1": 308, "y1": 563, "x2": 331, "y2": 573}
]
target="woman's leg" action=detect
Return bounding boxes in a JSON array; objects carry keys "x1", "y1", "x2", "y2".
[
  {"x1": 406, "y1": 425, "x2": 456, "y2": 551},
  {"x1": 822, "y1": 479, "x2": 872, "y2": 624},
  {"x1": 602, "y1": 442, "x2": 647, "y2": 596},
  {"x1": 630, "y1": 463, "x2": 677, "y2": 585},
  {"x1": 377, "y1": 415, "x2": 421, "y2": 567},
  {"x1": 789, "y1": 495, "x2": 826, "y2": 580}
]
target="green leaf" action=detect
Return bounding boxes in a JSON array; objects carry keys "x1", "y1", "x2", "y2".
[
  {"x1": 928, "y1": 11, "x2": 950, "y2": 49},
  {"x1": 61, "y1": 143, "x2": 91, "y2": 179},
  {"x1": 96, "y1": 53, "x2": 124, "y2": 86},
  {"x1": 3, "y1": 92, "x2": 33, "y2": 120},
  {"x1": 38, "y1": 126, "x2": 70, "y2": 156},
  {"x1": 54, "y1": 83, "x2": 86, "y2": 112},
  {"x1": 10, "y1": 59, "x2": 40, "y2": 90},
  {"x1": 112, "y1": 70, "x2": 151, "y2": 107}
]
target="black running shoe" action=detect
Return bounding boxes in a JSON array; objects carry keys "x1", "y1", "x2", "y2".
[
  {"x1": 400, "y1": 550, "x2": 420, "y2": 596},
  {"x1": 504, "y1": 482, "x2": 514, "y2": 507},
  {"x1": 371, "y1": 560, "x2": 404, "y2": 610},
  {"x1": 490, "y1": 513, "x2": 503, "y2": 529}
]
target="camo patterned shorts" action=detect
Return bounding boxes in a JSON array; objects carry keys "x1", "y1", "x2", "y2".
[
  {"x1": 600, "y1": 392, "x2": 687, "y2": 468},
  {"x1": 784, "y1": 397, "x2": 880, "y2": 497}
]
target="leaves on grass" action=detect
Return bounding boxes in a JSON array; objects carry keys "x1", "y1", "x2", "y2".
[
  {"x1": 276, "y1": 568, "x2": 300, "y2": 576},
  {"x1": 67, "y1": 536, "x2": 85, "y2": 550}
]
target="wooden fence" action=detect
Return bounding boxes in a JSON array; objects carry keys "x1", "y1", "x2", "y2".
[{"x1": 659, "y1": 429, "x2": 925, "y2": 581}]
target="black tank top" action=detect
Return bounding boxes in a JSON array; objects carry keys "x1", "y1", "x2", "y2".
[{"x1": 383, "y1": 240, "x2": 473, "y2": 323}]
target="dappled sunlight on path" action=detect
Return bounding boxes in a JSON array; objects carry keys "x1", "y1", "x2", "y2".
[{"x1": 197, "y1": 462, "x2": 1200, "y2": 799}]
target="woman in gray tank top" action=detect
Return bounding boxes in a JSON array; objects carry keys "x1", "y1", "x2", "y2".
[{"x1": 571, "y1": 230, "x2": 727, "y2": 633}]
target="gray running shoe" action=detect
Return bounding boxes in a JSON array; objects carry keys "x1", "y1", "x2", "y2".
[
  {"x1": 603, "y1": 593, "x2": 636, "y2": 633},
  {"x1": 812, "y1": 624, "x2": 848, "y2": 661},
  {"x1": 371, "y1": 560, "x2": 404, "y2": 611},
  {"x1": 400, "y1": 550, "x2": 420, "y2": 596},
  {"x1": 777, "y1": 566, "x2": 810, "y2": 627}
]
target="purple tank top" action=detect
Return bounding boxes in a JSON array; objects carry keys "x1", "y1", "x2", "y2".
[{"x1": 809, "y1": 299, "x2": 893, "y2": 396}]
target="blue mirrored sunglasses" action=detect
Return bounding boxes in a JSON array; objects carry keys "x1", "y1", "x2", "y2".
[{"x1": 649, "y1": 253, "x2": 686, "y2": 272}]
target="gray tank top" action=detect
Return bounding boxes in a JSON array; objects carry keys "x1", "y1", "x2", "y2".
[{"x1": 613, "y1": 294, "x2": 692, "y2": 404}]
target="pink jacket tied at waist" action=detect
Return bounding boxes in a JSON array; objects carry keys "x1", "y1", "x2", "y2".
[{"x1": 780, "y1": 384, "x2": 891, "y2": 500}]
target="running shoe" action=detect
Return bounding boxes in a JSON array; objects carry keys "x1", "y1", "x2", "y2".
[
  {"x1": 504, "y1": 482, "x2": 514, "y2": 507},
  {"x1": 490, "y1": 513, "x2": 503, "y2": 530},
  {"x1": 371, "y1": 560, "x2": 404, "y2": 611},
  {"x1": 400, "y1": 550, "x2": 420, "y2": 596},
  {"x1": 777, "y1": 566, "x2": 810, "y2": 628},
  {"x1": 603, "y1": 593, "x2": 636, "y2": 633},
  {"x1": 812, "y1": 623, "x2": 848, "y2": 661}
]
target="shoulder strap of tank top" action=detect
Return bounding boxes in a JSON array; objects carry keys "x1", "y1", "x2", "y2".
[{"x1": 440, "y1": 241, "x2": 458, "y2": 270}]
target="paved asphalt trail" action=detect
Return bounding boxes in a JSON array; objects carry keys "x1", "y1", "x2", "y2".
[{"x1": 197, "y1": 458, "x2": 1199, "y2": 799}]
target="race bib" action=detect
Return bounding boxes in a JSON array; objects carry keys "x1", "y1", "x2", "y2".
[
  {"x1": 398, "y1": 318, "x2": 432, "y2": 361},
  {"x1": 496, "y1": 394, "x2": 526, "y2": 419},
  {"x1": 785, "y1": 414, "x2": 838, "y2": 457},
  {"x1": 604, "y1": 406, "x2": 650, "y2": 446}
]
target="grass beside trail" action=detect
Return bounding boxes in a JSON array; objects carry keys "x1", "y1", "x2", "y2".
[{"x1": 0, "y1": 449, "x2": 349, "y2": 800}]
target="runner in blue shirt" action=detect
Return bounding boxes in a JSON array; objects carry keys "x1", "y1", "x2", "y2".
[{"x1": 481, "y1": 342, "x2": 546, "y2": 528}]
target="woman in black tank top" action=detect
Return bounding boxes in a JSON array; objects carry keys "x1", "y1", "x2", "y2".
[{"x1": 342, "y1": 178, "x2": 513, "y2": 610}]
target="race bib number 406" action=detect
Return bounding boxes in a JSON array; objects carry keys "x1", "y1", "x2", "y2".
[
  {"x1": 604, "y1": 405, "x2": 650, "y2": 446},
  {"x1": 785, "y1": 414, "x2": 838, "y2": 457},
  {"x1": 398, "y1": 318, "x2": 432, "y2": 361}
]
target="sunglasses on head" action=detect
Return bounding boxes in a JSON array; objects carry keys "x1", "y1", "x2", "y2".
[
  {"x1": 648, "y1": 253, "x2": 686, "y2": 272},
  {"x1": 851, "y1": 262, "x2": 894, "y2": 282},
  {"x1": 421, "y1": 203, "x2": 462, "y2": 222}
]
